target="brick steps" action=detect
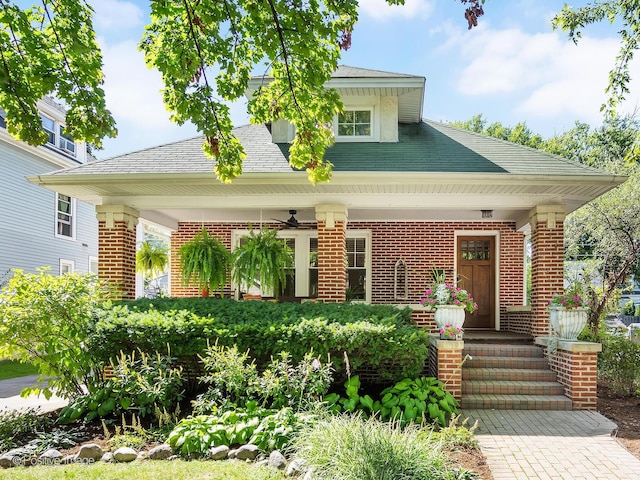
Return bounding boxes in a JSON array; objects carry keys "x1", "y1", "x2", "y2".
[
  {"x1": 462, "y1": 394, "x2": 572, "y2": 410},
  {"x1": 461, "y1": 342, "x2": 571, "y2": 410},
  {"x1": 464, "y1": 380, "x2": 565, "y2": 396}
]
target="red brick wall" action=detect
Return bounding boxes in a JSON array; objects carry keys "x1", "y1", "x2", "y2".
[
  {"x1": 544, "y1": 347, "x2": 599, "y2": 410},
  {"x1": 317, "y1": 220, "x2": 347, "y2": 302},
  {"x1": 98, "y1": 220, "x2": 137, "y2": 300},
  {"x1": 350, "y1": 221, "x2": 526, "y2": 309},
  {"x1": 530, "y1": 218, "x2": 564, "y2": 336},
  {"x1": 170, "y1": 221, "x2": 527, "y2": 316}
]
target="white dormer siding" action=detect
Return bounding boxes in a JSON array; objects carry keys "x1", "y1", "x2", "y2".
[
  {"x1": 38, "y1": 98, "x2": 87, "y2": 164},
  {"x1": 271, "y1": 94, "x2": 399, "y2": 144}
]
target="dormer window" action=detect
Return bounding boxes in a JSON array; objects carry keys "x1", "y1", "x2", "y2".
[
  {"x1": 338, "y1": 110, "x2": 372, "y2": 137},
  {"x1": 334, "y1": 105, "x2": 379, "y2": 142}
]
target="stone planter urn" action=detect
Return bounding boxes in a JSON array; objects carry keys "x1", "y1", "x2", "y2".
[
  {"x1": 550, "y1": 306, "x2": 589, "y2": 341},
  {"x1": 434, "y1": 304, "x2": 466, "y2": 330}
]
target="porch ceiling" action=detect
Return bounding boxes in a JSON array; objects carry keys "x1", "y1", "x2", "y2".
[{"x1": 29, "y1": 170, "x2": 624, "y2": 231}]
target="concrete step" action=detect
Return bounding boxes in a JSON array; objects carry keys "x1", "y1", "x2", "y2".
[
  {"x1": 463, "y1": 343, "x2": 544, "y2": 358},
  {"x1": 461, "y1": 394, "x2": 573, "y2": 410},
  {"x1": 463, "y1": 367, "x2": 558, "y2": 382},
  {"x1": 462, "y1": 380, "x2": 566, "y2": 396},
  {"x1": 465, "y1": 356, "x2": 550, "y2": 370}
]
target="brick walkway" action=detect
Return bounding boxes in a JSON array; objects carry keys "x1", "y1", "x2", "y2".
[{"x1": 463, "y1": 409, "x2": 640, "y2": 480}]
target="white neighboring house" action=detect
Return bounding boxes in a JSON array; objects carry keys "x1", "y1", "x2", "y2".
[{"x1": 0, "y1": 97, "x2": 98, "y2": 280}]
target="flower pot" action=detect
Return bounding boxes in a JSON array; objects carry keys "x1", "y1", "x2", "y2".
[
  {"x1": 434, "y1": 305, "x2": 466, "y2": 330},
  {"x1": 554, "y1": 307, "x2": 589, "y2": 341}
]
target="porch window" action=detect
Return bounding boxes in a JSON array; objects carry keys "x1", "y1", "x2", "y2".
[
  {"x1": 346, "y1": 236, "x2": 367, "y2": 301},
  {"x1": 56, "y1": 193, "x2": 75, "y2": 239}
]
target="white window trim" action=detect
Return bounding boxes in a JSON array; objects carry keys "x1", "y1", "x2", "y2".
[
  {"x1": 334, "y1": 106, "x2": 380, "y2": 142},
  {"x1": 55, "y1": 193, "x2": 76, "y2": 240},
  {"x1": 40, "y1": 112, "x2": 77, "y2": 158},
  {"x1": 347, "y1": 230, "x2": 372, "y2": 303},
  {"x1": 89, "y1": 256, "x2": 99, "y2": 276},
  {"x1": 59, "y1": 259, "x2": 75, "y2": 275}
]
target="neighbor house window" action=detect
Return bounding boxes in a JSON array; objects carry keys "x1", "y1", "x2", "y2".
[
  {"x1": 59, "y1": 259, "x2": 74, "y2": 275},
  {"x1": 56, "y1": 193, "x2": 75, "y2": 239},
  {"x1": 40, "y1": 113, "x2": 76, "y2": 157},
  {"x1": 58, "y1": 125, "x2": 75, "y2": 154},
  {"x1": 89, "y1": 256, "x2": 99, "y2": 275},
  {"x1": 338, "y1": 109, "x2": 372, "y2": 137},
  {"x1": 41, "y1": 114, "x2": 56, "y2": 145}
]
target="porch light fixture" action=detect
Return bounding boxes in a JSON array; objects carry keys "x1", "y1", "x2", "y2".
[{"x1": 481, "y1": 210, "x2": 493, "y2": 218}]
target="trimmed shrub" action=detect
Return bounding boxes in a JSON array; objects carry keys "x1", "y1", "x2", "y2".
[{"x1": 87, "y1": 299, "x2": 427, "y2": 382}]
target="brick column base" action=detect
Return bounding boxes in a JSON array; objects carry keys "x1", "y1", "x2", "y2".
[
  {"x1": 535, "y1": 337, "x2": 601, "y2": 410},
  {"x1": 428, "y1": 336, "x2": 463, "y2": 400}
]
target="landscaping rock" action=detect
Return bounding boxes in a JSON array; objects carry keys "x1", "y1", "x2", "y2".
[
  {"x1": 167, "y1": 455, "x2": 181, "y2": 461},
  {"x1": 40, "y1": 448, "x2": 63, "y2": 460},
  {"x1": 228, "y1": 448, "x2": 238, "y2": 459},
  {"x1": 61, "y1": 454, "x2": 77, "y2": 464},
  {"x1": 255, "y1": 459, "x2": 269, "y2": 467},
  {"x1": 113, "y1": 447, "x2": 138, "y2": 462},
  {"x1": 100, "y1": 452, "x2": 114, "y2": 463},
  {"x1": 287, "y1": 458, "x2": 306, "y2": 477},
  {"x1": 209, "y1": 445, "x2": 230, "y2": 461},
  {"x1": 235, "y1": 444, "x2": 259, "y2": 461},
  {"x1": 76, "y1": 443, "x2": 103, "y2": 461},
  {"x1": 137, "y1": 450, "x2": 148, "y2": 461},
  {"x1": 0, "y1": 448, "x2": 29, "y2": 468},
  {"x1": 268, "y1": 450, "x2": 287, "y2": 470},
  {"x1": 148, "y1": 444, "x2": 173, "y2": 460}
]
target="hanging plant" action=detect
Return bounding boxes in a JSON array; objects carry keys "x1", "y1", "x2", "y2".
[
  {"x1": 232, "y1": 228, "x2": 294, "y2": 299},
  {"x1": 179, "y1": 227, "x2": 231, "y2": 297}
]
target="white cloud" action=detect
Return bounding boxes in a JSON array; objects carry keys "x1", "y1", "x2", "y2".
[
  {"x1": 88, "y1": 0, "x2": 144, "y2": 32},
  {"x1": 359, "y1": 0, "x2": 434, "y2": 20},
  {"x1": 445, "y1": 24, "x2": 640, "y2": 125}
]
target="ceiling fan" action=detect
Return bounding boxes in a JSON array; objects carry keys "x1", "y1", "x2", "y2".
[{"x1": 272, "y1": 210, "x2": 314, "y2": 229}]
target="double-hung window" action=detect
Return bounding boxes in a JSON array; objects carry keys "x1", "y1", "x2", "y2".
[
  {"x1": 40, "y1": 113, "x2": 76, "y2": 157},
  {"x1": 56, "y1": 193, "x2": 75, "y2": 239},
  {"x1": 41, "y1": 114, "x2": 56, "y2": 145},
  {"x1": 59, "y1": 126, "x2": 75, "y2": 154}
]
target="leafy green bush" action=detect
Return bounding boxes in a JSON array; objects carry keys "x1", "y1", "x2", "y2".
[
  {"x1": 192, "y1": 344, "x2": 333, "y2": 414},
  {"x1": 168, "y1": 405, "x2": 317, "y2": 456},
  {"x1": 293, "y1": 414, "x2": 476, "y2": 480},
  {"x1": 0, "y1": 269, "x2": 106, "y2": 399},
  {"x1": 58, "y1": 350, "x2": 185, "y2": 423},
  {"x1": 0, "y1": 408, "x2": 51, "y2": 453},
  {"x1": 88, "y1": 300, "x2": 426, "y2": 382},
  {"x1": 598, "y1": 334, "x2": 640, "y2": 395},
  {"x1": 325, "y1": 375, "x2": 459, "y2": 427}
]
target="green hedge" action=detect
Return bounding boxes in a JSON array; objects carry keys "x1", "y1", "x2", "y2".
[{"x1": 88, "y1": 299, "x2": 427, "y2": 382}]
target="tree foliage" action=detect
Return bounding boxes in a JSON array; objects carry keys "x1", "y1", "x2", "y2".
[
  {"x1": 0, "y1": 1, "x2": 116, "y2": 147},
  {"x1": 0, "y1": 268, "x2": 106, "y2": 400},
  {"x1": 1, "y1": 0, "x2": 485, "y2": 184},
  {"x1": 449, "y1": 114, "x2": 543, "y2": 149},
  {"x1": 552, "y1": 1, "x2": 640, "y2": 163}
]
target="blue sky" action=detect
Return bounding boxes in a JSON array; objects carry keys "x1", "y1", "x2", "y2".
[{"x1": 78, "y1": 0, "x2": 640, "y2": 159}]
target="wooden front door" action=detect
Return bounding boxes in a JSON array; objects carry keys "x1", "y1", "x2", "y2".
[{"x1": 457, "y1": 236, "x2": 495, "y2": 329}]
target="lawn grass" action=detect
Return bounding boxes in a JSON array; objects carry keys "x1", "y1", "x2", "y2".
[
  {"x1": 0, "y1": 360, "x2": 38, "y2": 381},
  {"x1": 0, "y1": 459, "x2": 287, "y2": 480}
]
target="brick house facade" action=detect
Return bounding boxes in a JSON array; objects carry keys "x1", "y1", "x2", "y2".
[{"x1": 30, "y1": 66, "x2": 626, "y2": 409}]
